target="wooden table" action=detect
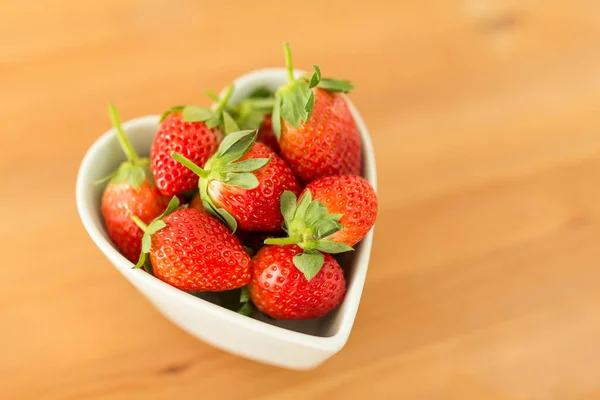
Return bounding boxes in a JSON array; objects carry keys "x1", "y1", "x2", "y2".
[{"x1": 3, "y1": 1, "x2": 600, "y2": 399}]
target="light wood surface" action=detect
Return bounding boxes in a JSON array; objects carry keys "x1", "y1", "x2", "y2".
[{"x1": 2, "y1": 1, "x2": 600, "y2": 399}]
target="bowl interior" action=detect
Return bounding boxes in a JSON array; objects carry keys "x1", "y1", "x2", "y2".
[{"x1": 79, "y1": 68, "x2": 376, "y2": 339}]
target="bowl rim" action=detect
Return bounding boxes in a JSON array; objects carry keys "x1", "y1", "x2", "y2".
[{"x1": 75, "y1": 68, "x2": 376, "y2": 351}]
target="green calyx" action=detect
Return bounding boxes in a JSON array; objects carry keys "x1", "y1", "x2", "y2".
[
  {"x1": 207, "y1": 87, "x2": 275, "y2": 131},
  {"x1": 96, "y1": 105, "x2": 150, "y2": 188},
  {"x1": 131, "y1": 196, "x2": 181, "y2": 270},
  {"x1": 237, "y1": 286, "x2": 253, "y2": 316},
  {"x1": 264, "y1": 190, "x2": 354, "y2": 280},
  {"x1": 272, "y1": 42, "x2": 355, "y2": 138},
  {"x1": 160, "y1": 85, "x2": 240, "y2": 134},
  {"x1": 171, "y1": 130, "x2": 271, "y2": 233}
]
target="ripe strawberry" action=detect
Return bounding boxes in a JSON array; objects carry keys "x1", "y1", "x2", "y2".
[
  {"x1": 271, "y1": 42, "x2": 362, "y2": 183},
  {"x1": 302, "y1": 175, "x2": 377, "y2": 246},
  {"x1": 172, "y1": 130, "x2": 302, "y2": 232},
  {"x1": 100, "y1": 105, "x2": 170, "y2": 264},
  {"x1": 133, "y1": 197, "x2": 251, "y2": 292},
  {"x1": 151, "y1": 86, "x2": 239, "y2": 196},
  {"x1": 248, "y1": 245, "x2": 346, "y2": 320}
]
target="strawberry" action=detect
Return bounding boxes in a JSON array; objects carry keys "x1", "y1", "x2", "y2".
[
  {"x1": 263, "y1": 176, "x2": 376, "y2": 268},
  {"x1": 271, "y1": 42, "x2": 362, "y2": 183},
  {"x1": 151, "y1": 86, "x2": 240, "y2": 196},
  {"x1": 172, "y1": 130, "x2": 302, "y2": 232},
  {"x1": 100, "y1": 105, "x2": 170, "y2": 264},
  {"x1": 301, "y1": 175, "x2": 377, "y2": 246},
  {"x1": 248, "y1": 245, "x2": 346, "y2": 320},
  {"x1": 132, "y1": 197, "x2": 251, "y2": 292}
]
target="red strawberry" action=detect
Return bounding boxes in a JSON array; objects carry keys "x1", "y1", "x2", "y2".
[
  {"x1": 133, "y1": 198, "x2": 251, "y2": 292},
  {"x1": 248, "y1": 245, "x2": 346, "y2": 320},
  {"x1": 257, "y1": 114, "x2": 280, "y2": 154},
  {"x1": 271, "y1": 42, "x2": 362, "y2": 183},
  {"x1": 150, "y1": 86, "x2": 239, "y2": 196},
  {"x1": 173, "y1": 130, "x2": 302, "y2": 232},
  {"x1": 100, "y1": 105, "x2": 170, "y2": 264},
  {"x1": 302, "y1": 175, "x2": 377, "y2": 246},
  {"x1": 263, "y1": 176, "x2": 376, "y2": 260}
]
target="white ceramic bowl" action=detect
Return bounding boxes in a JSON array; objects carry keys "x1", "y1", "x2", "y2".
[{"x1": 76, "y1": 68, "x2": 377, "y2": 370}]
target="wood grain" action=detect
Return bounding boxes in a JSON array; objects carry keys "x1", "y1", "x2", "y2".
[{"x1": 2, "y1": 0, "x2": 600, "y2": 398}]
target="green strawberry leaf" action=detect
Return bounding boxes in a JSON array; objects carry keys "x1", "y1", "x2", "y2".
[
  {"x1": 304, "y1": 91, "x2": 315, "y2": 122},
  {"x1": 111, "y1": 164, "x2": 131, "y2": 184},
  {"x1": 323, "y1": 213, "x2": 343, "y2": 221},
  {"x1": 237, "y1": 302, "x2": 253, "y2": 316},
  {"x1": 215, "y1": 207, "x2": 237, "y2": 233},
  {"x1": 243, "y1": 246, "x2": 255, "y2": 256},
  {"x1": 308, "y1": 65, "x2": 321, "y2": 89},
  {"x1": 160, "y1": 105, "x2": 185, "y2": 122},
  {"x1": 314, "y1": 219, "x2": 343, "y2": 239},
  {"x1": 224, "y1": 172, "x2": 259, "y2": 189},
  {"x1": 158, "y1": 196, "x2": 181, "y2": 220},
  {"x1": 141, "y1": 232, "x2": 152, "y2": 253},
  {"x1": 272, "y1": 94, "x2": 282, "y2": 139},
  {"x1": 217, "y1": 130, "x2": 257, "y2": 165},
  {"x1": 314, "y1": 240, "x2": 353, "y2": 254},
  {"x1": 143, "y1": 257, "x2": 154, "y2": 275},
  {"x1": 146, "y1": 220, "x2": 166, "y2": 235},
  {"x1": 135, "y1": 252, "x2": 147, "y2": 269},
  {"x1": 205, "y1": 115, "x2": 222, "y2": 129},
  {"x1": 244, "y1": 97, "x2": 275, "y2": 112},
  {"x1": 280, "y1": 191, "x2": 298, "y2": 225},
  {"x1": 305, "y1": 200, "x2": 327, "y2": 226},
  {"x1": 248, "y1": 87, "x2": 272, "y2": 98},
  {"x1": 182, "y1": 106, "x2": 214, "y2": 123},
  {"x1": 217, "y1": 130, "x2": 256, "y2": 157},
  {"x1": 293, "y1": 190, "x2": 312, "y2": 221},
  {"x1": 318, "y1": 78, "x2": 354, "y2": 93},
  {"x1": 128, "y1": 165, "x2": 146, "y2": 188},
  {"x1": 222, "y1": 110, "x2": 240, "y2": 135},
  {"x1": 280, "y1": 82, "x2": 312, "y2": 128},
  {"x1": 293, "y1": 250, "x2": 325, "y2": 281},
  {"x1": 221, "y1": 157, "x2": 271, "y2": 173},
  {"x1": 240, "y1": 286, "x2": 250, "y2": 302}
]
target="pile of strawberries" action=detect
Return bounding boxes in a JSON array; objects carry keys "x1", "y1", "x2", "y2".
[{"x1": 99, "y1": 43, "x2": 378, "y2": 320}]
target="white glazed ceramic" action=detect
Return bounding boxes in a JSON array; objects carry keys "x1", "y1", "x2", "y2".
[{"x1": 76, "y1": 68, "x2": 377, "y2": 370}]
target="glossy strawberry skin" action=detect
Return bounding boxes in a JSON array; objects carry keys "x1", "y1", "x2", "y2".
[
  {"x1": 207, "y1": 142, "x2": 302, "y2": 231},
  {"x1": 101, "y1": 180, "x2": 170, "y2": 263},
  {"x1": 257, "y1": 114, "x2": 280, "y2": 154},
  {"x1": 280, "y1": 88, "x2": 362, "y2": 183},
  {"x1": 150, "y1": 208, "x2": 251, "y2": 292},
  {"x1": 303, "y1": 175, "x2": 377, "y2": 246},
  {"x1": 151, "y1": 113, "x2": 222, "y2": 196},
  {"x1": 248, "y1": 245, "x2": 346, "y2": 320}
]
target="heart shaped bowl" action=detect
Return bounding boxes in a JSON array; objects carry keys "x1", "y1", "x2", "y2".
[{"x1": 76, "y1": 68, "x2": 377, "y2": 370}]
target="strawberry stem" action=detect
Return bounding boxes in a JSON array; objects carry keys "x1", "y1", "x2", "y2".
[
  {"x1": 215, "y1": 85, "x2": 235, "y2": 114},
  {"x1": 206, "y1": 89, "x2": 240, "y2": 113},
  {"x1": 131, "y1": 215, "x2": 148, "y2": 232},
  {"x1": 283, "y1": 42, "x2": 295, "y2": 83},
  {"x1": 265, "y1": 236, "x2": 301, "y2": 246},
  {"x1": 171, "y1": 152, "x2": 208, "y2": 178},
  {"x1": 108, "y1": 104, "x2": 138, "y2": 163}
]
